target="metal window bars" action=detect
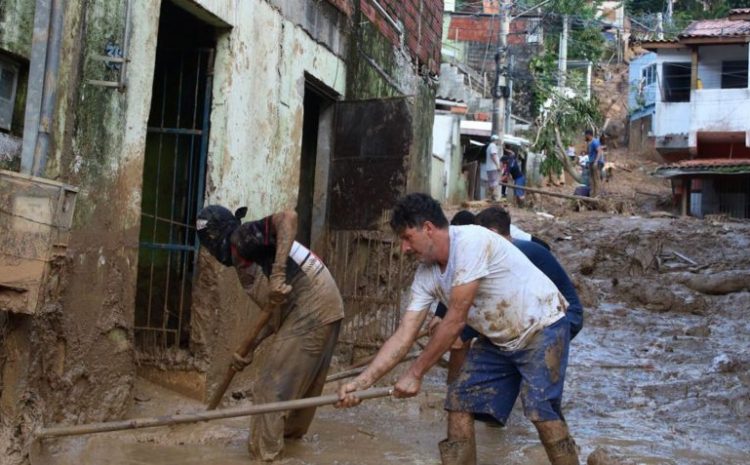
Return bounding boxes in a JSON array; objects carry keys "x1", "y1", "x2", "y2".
[
  {"x1": 326, "y1": 210, "x2": 416, "y2": 359},
  {"x1": 134, "y1": 47, "x2": 214, "y2": 359}
]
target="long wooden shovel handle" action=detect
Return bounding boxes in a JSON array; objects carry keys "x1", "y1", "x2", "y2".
[
  {"x1": 38, "y1": 387, "x2": 394, "y2": 439},
  {"x1": 207, "y1": 304, "x2": 277, "y2": 410}
]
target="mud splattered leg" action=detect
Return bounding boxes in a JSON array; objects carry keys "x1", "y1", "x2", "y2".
[
  {"x1": 439, "y1": 411, "x2": 476, "y2": 465},
  {"x1": 534, "y1": 420, "x2": 579, "y2": 465}
]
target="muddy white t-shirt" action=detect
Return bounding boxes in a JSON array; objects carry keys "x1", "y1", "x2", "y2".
[{"x1": 406, "y1": 225, "x2": 567, "y2": 351}]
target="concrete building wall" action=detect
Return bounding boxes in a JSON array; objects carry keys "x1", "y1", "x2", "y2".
[
  {"x1": 628, "y1": 52, "x2": 657, "y2": 120},
  {"x1": 431, "y1": 113, "x2": 467, "y2": 203},
  {"x1": 696, "y1": 44, "x2": 748, "y2": 90},
  {"x1": 2, "y1": 1, "x2": 444, "y2": 459},
  {"x1": 653, "y1": 48, "x2": 691, "y2": 159},
  {"x1": 1, "y1": 0, "x2": 351, "y2": 460}
]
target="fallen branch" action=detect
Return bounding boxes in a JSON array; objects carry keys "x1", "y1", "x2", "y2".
[
  {"x1": 675, "y1": 270, "x2": 750, "y2": 295},
  {"x1": 672, "y1": 251, "x2": 698, "y2": 266},
  {"x1": 497, "y1": 181, "x2": 602, "y2": 204}
]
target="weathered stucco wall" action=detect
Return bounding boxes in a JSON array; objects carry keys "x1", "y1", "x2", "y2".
[
  {"x1": 341, "y1": 7, "x2": 437, "y2": 212},
  {"x1": 0, "y1": 0, "x2": 34, "y2": 58},
  {"x1": 1, "y1": 1, "x2": 160, "y2": 462}
]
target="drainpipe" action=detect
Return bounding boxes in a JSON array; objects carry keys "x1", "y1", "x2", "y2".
[
  {"x1": 32, "y1": 0, "x2": 65, "y2": 177},
  {"x1": 20, "y1": 0, "x2": 52, "y2": 175}
]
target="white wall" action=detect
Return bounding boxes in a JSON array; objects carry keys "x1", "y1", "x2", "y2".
[
  {"x1": 198, "y1": 0, "x2": 347, "y2": 216},
  {"x1": 696, "y1": 44, "x2": 749, "y2": 89},
  {"x1": 432, "y1": 113, "x2": 462, "y2": 202},
  {"x1": 689, "y1": 88, "x2": 750, "y2": 145},
  {"x1": 654, "y1": 49, "x2": 691, "y2": 137}
]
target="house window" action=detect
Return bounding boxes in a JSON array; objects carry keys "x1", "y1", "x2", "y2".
[
  {"x1": 0, "y1": 57, "x2": 19, "y2": 131},
  {"x1": 662, "y1": 62, "x2": 691, "y2": 102},
  {"x1": 721, "y1": 61, "x2": 748, "y2": 89},
  {"x1": 526, "y1": 18, "x2": 541, "y2": 44},
  {"x1": 642, "y1": 64, "x2": 656, "y2": 85}
]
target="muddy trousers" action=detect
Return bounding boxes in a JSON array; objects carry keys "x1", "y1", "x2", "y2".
[{"x1": 247, "y1": 320, "x2": 341, "y2": 461}]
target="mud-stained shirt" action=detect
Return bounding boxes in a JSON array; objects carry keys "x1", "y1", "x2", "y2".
[
  {"x1": 406, "y1": 225, "x2": 567, "y2": 351},
  {"x1": 230, "y1": 216, "x2": 344, "y2": 339}
]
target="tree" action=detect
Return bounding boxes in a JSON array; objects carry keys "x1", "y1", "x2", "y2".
[{"x1": 529, "y1": 54, "x2": 602, "y2": 182}]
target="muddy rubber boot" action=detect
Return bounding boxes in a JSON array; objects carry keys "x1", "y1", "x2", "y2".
[
  {"x1": 438, "y1": 438, "x2": 477, "y2": 465},
  {"x1": 534, "y1": 420, "x2": 580, "y2": 465}
]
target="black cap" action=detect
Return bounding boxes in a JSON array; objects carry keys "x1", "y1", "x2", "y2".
[{"x1": 196, "y1": 205, "x2": 246, "y2": 266}]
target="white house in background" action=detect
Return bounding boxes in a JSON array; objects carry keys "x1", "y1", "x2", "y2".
[{"x1": 642, "y1": 9, "x2": 750, "y2": 218}]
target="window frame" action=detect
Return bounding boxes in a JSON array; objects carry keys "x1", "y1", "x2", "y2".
[{"x1": 0, "y1": 56, "x2": 20, "y2": 131}]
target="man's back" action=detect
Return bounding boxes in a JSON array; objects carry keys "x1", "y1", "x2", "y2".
[{"x1": 512, "y1": 239, "x2": 583, "y2": 338}]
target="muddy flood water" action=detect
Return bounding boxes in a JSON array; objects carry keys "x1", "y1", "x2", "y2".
[{"x1": 31, "y1": 212, "x2": 750, "y2": 465}]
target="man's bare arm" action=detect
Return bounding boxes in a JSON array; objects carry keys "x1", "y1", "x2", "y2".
[
  {"x1": 354, "y1": 309, "x2": 427, "y2": 387},
  {"x1": 268, "y1": 210, "x2": 297, "y2": 302},
  {"x1": 405, "y1": 281, "x2": 478, "y2": 379},
  {"x1": 336, "y1": 309, "x2": 428, "y2": 407},
  {"x1": 270, "y1": 210, "x2": 297, "y2": 274}
]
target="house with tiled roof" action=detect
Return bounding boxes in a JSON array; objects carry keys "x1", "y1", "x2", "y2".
[{"x1": 639, "y1": 9, "x2": 750, "y2": 218}]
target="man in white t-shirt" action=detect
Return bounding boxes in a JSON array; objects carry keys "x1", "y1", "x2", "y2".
[
  {"x1": 485, "y1": 135, "x2": 501, "y2": 200},
  {"x1": 337, "y1": 193, "x2": 579, "y2": 465}
]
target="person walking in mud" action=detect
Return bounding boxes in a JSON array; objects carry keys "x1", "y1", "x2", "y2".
[
  {"x1": 196, "y1": 205, "x2": 344, "y2": 461},
  {"x1": 485, "y1": 134, "x2": 502, "y2": 201},
  {"x1": 585, "y1": 129, "x2": 604, "y2": 197},
  {"x1": 337, "y1": 193, "x2": 580, "y2": 465}
]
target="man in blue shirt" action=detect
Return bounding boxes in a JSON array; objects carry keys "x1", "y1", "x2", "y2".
[
  {"x1": 585, "y1": 129, "x2": 604, "y2": 197},
  {"x1": 436, "y1": 209, "x2": 582, "y2": 339}
]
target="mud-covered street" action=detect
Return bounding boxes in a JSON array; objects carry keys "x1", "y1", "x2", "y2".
[
  {"x1": 3, "y1": 1, "x2": 750, "y2": 464},
  {"x1": 32, "y1": 203, "x2": 750, "y2": 465}
]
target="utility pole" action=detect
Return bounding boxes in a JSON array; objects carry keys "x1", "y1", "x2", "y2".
[
  {"x1": 558, "y1": 14, "x2": 569, "y2": 88},
  {"x1": 492, "y1": 0, "x2": 511, "y2": 145},
  {"x1": 656, "y1": 12, "x2": 664, "y2": 40},
  {"x1": 666, "y1": 0, "x2": 674, "y2": 27},
  {"x1": 505, "y1": 54, "x2": 515, "y2": 134}
]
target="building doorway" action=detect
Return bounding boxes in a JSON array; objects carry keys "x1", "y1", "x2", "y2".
[
  {"x1": 297, "y1": 80, "x2": 335, "y2": 249},
  {"x1": 134, "y1": 1, "x2": 216, "y2": 358}
]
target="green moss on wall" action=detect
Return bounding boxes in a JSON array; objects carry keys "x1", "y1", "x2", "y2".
[
  {"x1": 67, "y1": 0, "x2": 128, "y2": 226},
  {"x1": 0, "y1": 0, "x2": 35, "y2": 58}
]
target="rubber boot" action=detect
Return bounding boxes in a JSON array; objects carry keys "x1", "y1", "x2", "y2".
[
  {"x1": 438, "y1": 438, "x2": 477, "y2": 465},
  {"x1": 534, "y1": 420, "x2": 580, "y2": 465}
]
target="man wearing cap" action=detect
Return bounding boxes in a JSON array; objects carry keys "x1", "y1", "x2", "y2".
[
  {"x1": 485, "y1": 134, "x2": 501, "y2": 201},
  {"x1": 196, "y1": 206, "x2": 344, "y2": 461}
]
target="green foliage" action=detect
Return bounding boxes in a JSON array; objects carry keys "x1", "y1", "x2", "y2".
[
  {"x1": 529, "y1": 53, "x2": 602, "y2": 178},
  {"x1": 570, "y1": 27, "x2": 607, "y2": 61},
  {"x1": 627, "y1": 0, "x2": 750, "y2": 16}
]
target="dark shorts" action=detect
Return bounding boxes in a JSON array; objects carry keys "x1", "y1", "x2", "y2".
[
  {"x1": 445, "y1": 318, "x2": 570, "y2": 425},
  {"x1": 514, "y1": 175, "x2": 526, "y2": 198}
]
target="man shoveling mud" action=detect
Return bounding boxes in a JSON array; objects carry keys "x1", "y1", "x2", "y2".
[
  {"x1": 197, "y1": 206, "x2": 344, "y2": 461},
  {"x1": 336, "y1": 193, "x2": 579, "y2": 465}
]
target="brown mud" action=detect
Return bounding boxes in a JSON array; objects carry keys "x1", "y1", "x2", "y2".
[{"x1": 15, "y1": 148, "x2": 750, "y2": 464}]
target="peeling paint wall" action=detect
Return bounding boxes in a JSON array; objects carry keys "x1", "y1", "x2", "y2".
[
  {"x1": 1, "y1": 1, "x2": 159, "y2": 462},
  {"x1": 1, "y1": 0, "x2": 441, "y2": 459},
  {"x1": 0, "y1": 0, "x2": 34, "y2": 58}
]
